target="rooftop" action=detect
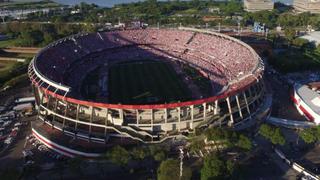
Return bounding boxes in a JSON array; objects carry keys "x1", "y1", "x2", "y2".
[{"x1": 295, "y1": 84, "x2": 320, "y2": 115}]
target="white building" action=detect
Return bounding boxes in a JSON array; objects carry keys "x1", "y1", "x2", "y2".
[
  {"x1": 244, "y1": 0, "x2": 274, "y2": 12},
  {"x1": 293, "y1": 0, "x2": 320, "y2": 13},
  {"x1": 293, "y1": 83, "x2": 320, "y2": 124}
]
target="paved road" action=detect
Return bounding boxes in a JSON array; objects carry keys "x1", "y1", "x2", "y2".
[
  {"x1": 265, "y1": 66, "x2": 306, "y2": 121},
  {"x1": 254, "y1": 136, "x2": 300, "y2": 180}
]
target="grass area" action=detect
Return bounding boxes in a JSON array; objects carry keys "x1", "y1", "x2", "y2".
[
  {"x1": 182, "y1": 64, "x2": 212, "y2": 97},
  {"x1": 0, "y1": 39, "x2": 18, "y2": 48},
  {"x1": 0, "y1": 38, "x2": 37, "y2": 88},
  {"x1": 174, "y1": 8, "x2": 199, "y2": 15},
  {"x1": 0, "y1": 38, "x2": 43, "y2": 49},
  {"x1": 270, "y1": 49, "x2": 320, "y2": 73},
  {"x1": 0, "y1": 52, "x2": 35, "y2": 88},
  {"x1": 107, "y1": 61, "x2": 192, "y2": 104},
  {"x1": 3, "y1": 73, "x2": 28, "y2": 88},
  {"x1": 0, "y1": 59, "x2": 31, "y2": 88},
  {"x1": 81, "y1": 67, "x2": 100, "y2": 100},
  {"x1": 0, "y1": 60, "x2": 18, "y2": 73}
]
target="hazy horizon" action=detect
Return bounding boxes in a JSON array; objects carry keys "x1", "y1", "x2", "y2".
[{"x1": 10, "y1": 0, "x2": 293, "y2": 7}]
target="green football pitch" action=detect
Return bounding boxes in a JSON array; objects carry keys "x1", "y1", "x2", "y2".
[{"x1": 108, "y1": 61, "x2": 192, "y2": 104}]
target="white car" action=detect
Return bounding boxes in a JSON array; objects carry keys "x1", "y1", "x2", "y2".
[
  {"x1": 38, "y1": 145, "x2": 48, "y2": 152},
  {"x1": 4, "y1": 137, "x2": 12, "y2": 144},
  {"x1": 14, "y1": 123, "x2": 22, "y2": 127},
  {"x1": 29, "y1": 138, "x2": 36, "y2": 143},
  {"x1": 3, "y1": 121, "x2": 11, "y2": 127},
  {"x1": 22, "y1": 150, "x2": 34, "y2": 157},
  {"x1": 32, "y1": 142, "x2": 40, "y2": 147},
  {"x1": 24, "y1": 160, "x2": 35, "y2": 166},
  {"x1": 26, "y1": 135, "x2": 34, "y2": 140}
]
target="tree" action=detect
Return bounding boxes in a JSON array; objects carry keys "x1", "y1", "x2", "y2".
[
  {"x1": 299, "y1": 126, "x2": 320, "y2": 144},
  {"x1": 284, "y1": 28, "x2": 296, "y2": 46},
  {"x1": 259, "y1": 124, "x2": 273, "y2": 140},
  {"x1": 107, "y1": 145, "x2": 130, "y2": 166},
  {"x1": 271, "y1": 128, "x2": 286, "y2": 145},
  {"x1": 201, "y1": 153, "x2": 225, "y2": 180},
  {"x1": 299, "y1": 128, "x2": 317, "y2": 144},
  {"x1": 297, "y1": 12, "x2": 311, "y2": 27},
  {"x1": 157, "y1": 159, "x2": 192, "y2": 180},
  {"x1": 189, "y1": 138, "x2": 205, "y2": 152},
  {"x1": 149, "y1": 145, "x2": 168, "y2": 161},
  {"x1": 205, "y1": 128, "x2": 231, "y2": 142},
  {"x1": 205, "y1": 128, "x2": 231, "y2": 151},
  {"x1": 43, "y1": 32, "x2": 55, "y2": 45},
  {"x1": 220, "y1": 0, "x2": 243, "y2": 17},
  {"x1": 154, "y1": 151, "x2": 166, "y2": 162},
  {"x1": 243, "y1": 10, "x2": 279, "y2": 28},
  {"x1": 157, "y1": 159, "x2": 180, "y2": 180},
  {"x1": 131, "y1": 147, "x2": 147, "y2": 160},
  {"x1": 205, "y1": 128, "x2": 253, "y2": 151},
  {"x1": 15, "y1": 29, "x2": 44, "y2": 47},
  {"x1": 182, "y1": 166, "x2": 193, "y2": 180},
  {"x1": 292, "y1": 38, "x2": 309, "y2": 49},
  {"x1": 277, "y1": 14, "x2": 299, "y2": 27},
  {"x1": 259, "y1": 124, "x2": 286, "y2": 145},
  {"x1": 226, "y1": 160, "x2": 235, "y2": 175},
  {"x1": 237, "y1": 134, "x2": 252, "y2": 151}
]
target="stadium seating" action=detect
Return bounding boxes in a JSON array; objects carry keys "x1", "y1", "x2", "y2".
[{"x1": 34, "y1": 29, "x2": 261, "y2": 96}]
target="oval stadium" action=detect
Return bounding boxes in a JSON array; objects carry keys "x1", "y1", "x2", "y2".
[{"x1": 28, "y1": 27, "x2": 271, "y2": 157}]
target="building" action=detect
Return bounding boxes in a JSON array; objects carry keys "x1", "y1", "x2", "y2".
[
  {"x1": 293, "y1": 0, "x2": 320, "y2": 13},
  {"x1": 28, "y1": 28, "x2": 271, "y2": 157},
  {"x1": 292, "y1": 83, "x2": 320, "y2": 124},
  {"x1": 244, "y1": 0, "x2": 274, "y2": 12}
]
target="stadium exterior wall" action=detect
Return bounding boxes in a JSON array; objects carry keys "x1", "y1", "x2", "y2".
[
  {"x1": 32, "y1": 128, "x2": 100, "y2": 158},
  {"x1": 30, "y1": 75, "x2": 267, "y2": 143}
]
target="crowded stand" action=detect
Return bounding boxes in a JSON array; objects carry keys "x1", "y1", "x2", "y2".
[
  {"x1": 32, "y1": 28, "x2": 262, "y2": 101},
  {"x1": 74, "y1": 33, "x2": 106, "y2": 52}
]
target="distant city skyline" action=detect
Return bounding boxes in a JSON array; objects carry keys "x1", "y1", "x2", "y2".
[{"x1": 11, "y1": 0, "x2": 293, "y2": 7}]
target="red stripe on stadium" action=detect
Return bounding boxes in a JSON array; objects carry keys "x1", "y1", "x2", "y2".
[
  {"x1": 32, "y1": 129, "x2": 99, "y2": 158},
  {"x1": 30, "y1": 75, "x2": 258, "y2": 110}
]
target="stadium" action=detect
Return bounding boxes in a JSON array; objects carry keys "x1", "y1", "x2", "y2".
[{"x1": 28, "y1": 27, "x2": 271, "y2": 157}]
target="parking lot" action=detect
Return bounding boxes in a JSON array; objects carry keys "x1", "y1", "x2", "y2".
[
  {"x1": 0, "y1": 84, "x2": 70, "y2": 177},
  {"x1": 0, "y1": 115, "x2": 72, "y2": 178},
  {"x1": 0, "y1": 116, "x2": 31, "y2": 171}
]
